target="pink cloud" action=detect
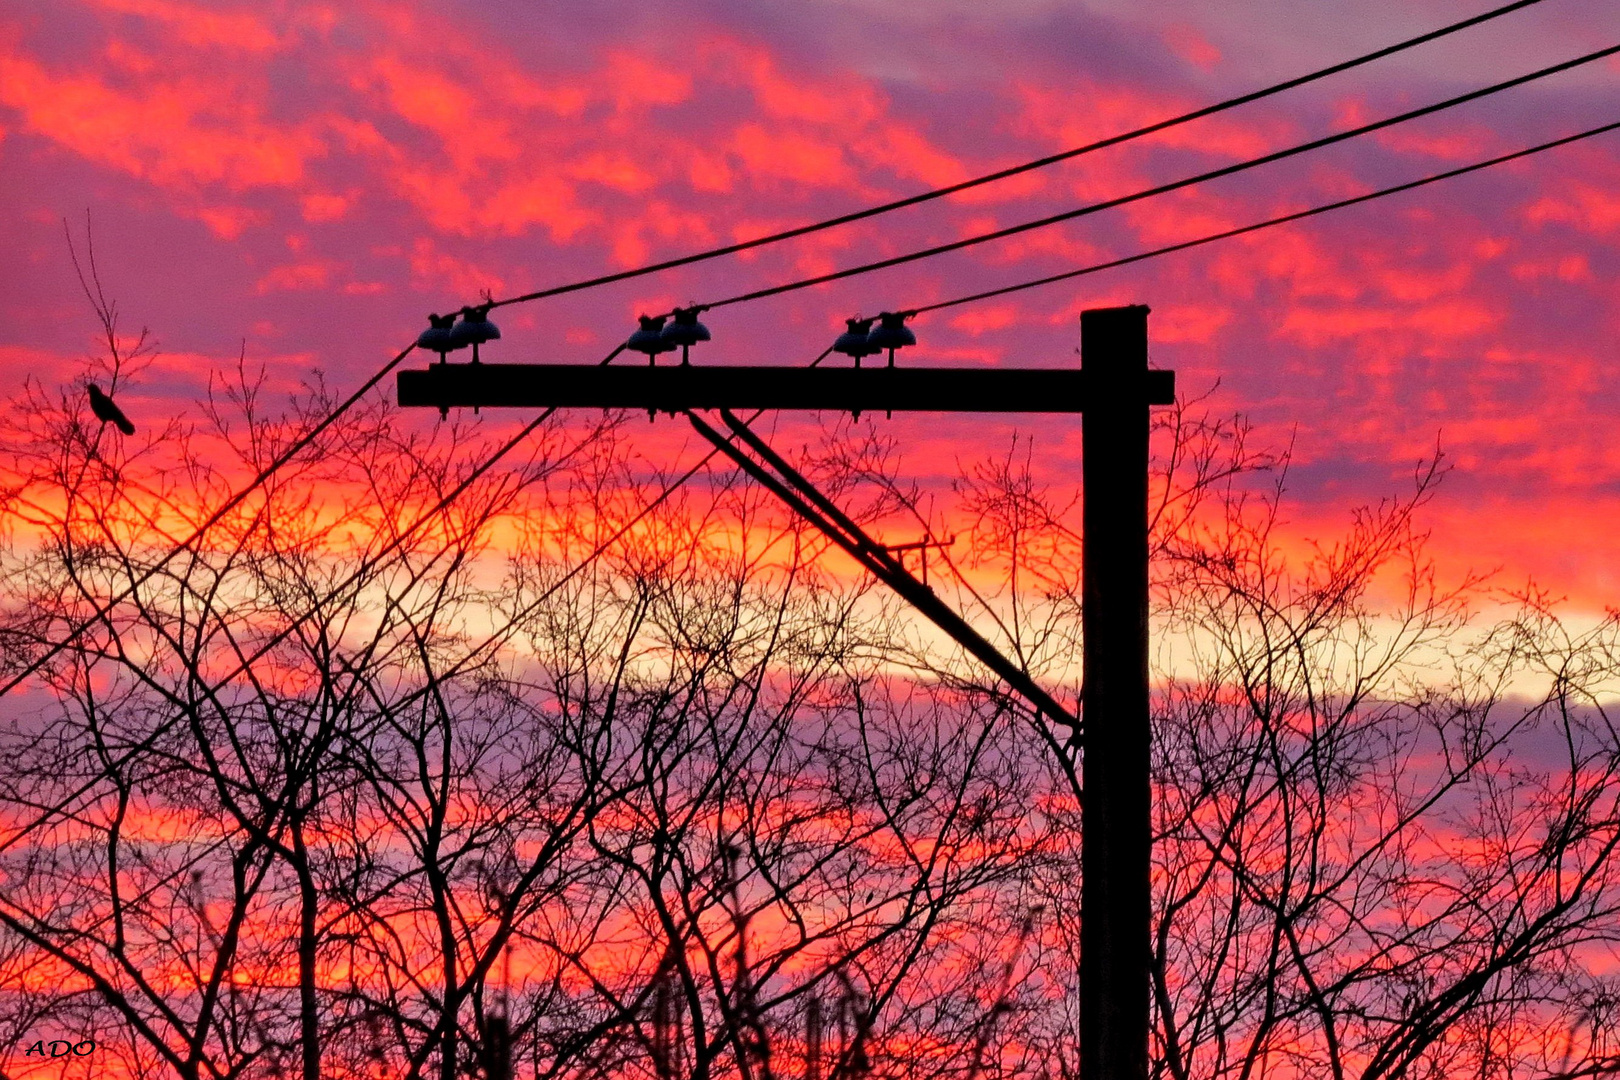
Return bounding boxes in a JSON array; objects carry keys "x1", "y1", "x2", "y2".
[
  {"x1": 1162, "y1": 25, "x2": 1222, "y2": 72},
  {"x1": 708, "y1": 38, "x2": 883, "y2": 127},
  {"x1": 193, "y1": 205, "x2": 267, "y2": 239},
  {"x1": 254, "y1": 260, "x2": 337, "y2": 293},
  {"x1": 600, "y1": 50, "x2": 693, "y2": 113},
  {"x1": 0, "y1": 46, "x2": 323, "y2": 192},
  {"x1": 1014, "y1": 80, "x2": 1292, "y2": 164},
  {"x1": 1276, "y1": 298, "x2": 1499, "y2": 348},
  {"x1": 88, "y1": 0, "x2": 281, "y2": 52},
  {"x1": 407, "y1": 237, "x2": 505, "y2": 297},
  {"x1": 1, "y1": 0, "x2": 1617, "y2": 616},
  {"x1": 948, "y1": 305, "x2": 1018, "y2": 336},
  {"x1": 728, "y1": 123, "x2": 858, "y2": 189},
  {"x1": 1524, "y1": 182, "x2": 1620, "y2": 233}
]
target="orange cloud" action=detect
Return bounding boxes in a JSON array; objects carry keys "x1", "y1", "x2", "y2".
[
  {"x1": 1524, "y1": 183, "x2": 1620, "y2": 233},
  {"x1": 255, "y1": 259, "x2": 336, "y2": 293},
  {"x1": 408, "y1": 236, "x2": 505, "y2": 297},
  {"x1": 1162, "y1": 25, "x2": 1222, "y2": 71},
  {"x1": 0, "y1": 47, "x2": 323, "y2": 192},
  {"x1": 728, "y1": 123, "x2": 858, "y2": 189},
  {"x1": 89, "y1": 0, "x2": 281, "y2": 52}
]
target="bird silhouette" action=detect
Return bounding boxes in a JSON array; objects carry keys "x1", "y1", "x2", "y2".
[{"x1": 87, "y1": 384, "x2": 135, "y2": 436}]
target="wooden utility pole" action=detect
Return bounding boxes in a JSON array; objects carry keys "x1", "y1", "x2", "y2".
[
  {"x1": 1080, "y1": 304, "x2": 1153, "y2": 1080},
  {"x1": 398, "y1": 304, "x2": 1170, "y2": 1080}
]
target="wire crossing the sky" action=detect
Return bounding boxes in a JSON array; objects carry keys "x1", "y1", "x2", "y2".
[
  {"x1": 0, "y1": 343, "x2": 421, "y2": 699},
  {"x1": 484, "y1": 0, "x2": 1551, "y2": 312},
  {"x1": 377, "y1": 119, "x2": 1620, "y2": 743},
  {"x1": 699, "y1": 42, "x2": 1620, "y2": 312},
  {"x1": 0, "y1": 360, "x2": 829, "y2": 857},
  {"x1": 1, "y1": 16, "x2": 1596, "y2": 700},
  {"x1": 0, "y1": 345, "x2": 629, "y2": 699},
  {"x1": 909, "y1": 118, "x2": 1620, "y2": 315},
  {"x1": 8, "y1": 86, "x2": 1611, "y2": 859}
]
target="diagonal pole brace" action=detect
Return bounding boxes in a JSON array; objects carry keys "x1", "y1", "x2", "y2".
[{"x1": 684, "y1": 409, "x2": 1079, "y2": 733}]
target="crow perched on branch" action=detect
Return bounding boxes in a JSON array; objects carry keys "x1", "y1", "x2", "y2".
[{"x1": 87, "y1": 384, "x2": 135, "y2": 436}]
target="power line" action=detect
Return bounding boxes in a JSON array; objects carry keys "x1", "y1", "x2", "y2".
[
  {"x1": 666, "y1": 120, "x2": 1620, "y2": 739},
  {"x1": 13, "y1": 76, "x2": 1607, "y2": 868},
  {"x1": 363, "y1": 123, "x2": 1620, "y2": 746},
  {"x1": 0, "y1": 349, "x2": 829, "y2": 859},
  {"x1": 8, "y1": 17, "x2": 1580, "y2": 704},
  {"x1": 379, "y1": 123, "x2": 1620, "y2": 751},
  {"x1": 308, "y1": 121, "x2": 1620, "y2": 756},
  {"x1": 4, "y1": 19, "x2": 1597, "y2": 702},
  {"x1": 371, "y1": 117, "x2": 1620, "y2": 757},
  {"x1": 0, "y1": 337, "x2": 628, "y2": 701},
  {"x1": 0, "y1": 401, "x2": 567, "y2": 857},
  {"x1": 0, "y1": 343, "x2": 422, "y2": 698},
  {"x1": 4, "y1": 1, "x2": 1577, "y2": 871},
  {"x1": 910, "y1": 118, "x2": 1620, "y2": 315},
  {"x1": 483, "y1": 0, "x2": 1551, "y2": 313},
  {"x1": 699, "y1": 43, "x2": 1619, "y2": 312}
]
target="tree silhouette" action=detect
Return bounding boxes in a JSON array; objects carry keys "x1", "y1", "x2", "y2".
[{"x1": 1, "y1": 260, "x2": 1618, "y2": 1080}]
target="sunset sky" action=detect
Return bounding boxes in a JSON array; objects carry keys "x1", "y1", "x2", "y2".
[{"x1": 2, "y1": 0, "x2": 1617, "y2": 610}]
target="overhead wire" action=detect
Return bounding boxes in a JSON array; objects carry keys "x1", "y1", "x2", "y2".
[
  {"x1": 302, "y1": 115, "x2": 1620, "y2": 800},
  {"x1": 0, "y1": 401, "x2": 565, "y2": 856},
  {"x1": 909, "y1": 117, "x2": 1620, "y2": 315},
  {"x1": 6, "y1": 19, "x2": 1600, "y2": 709},
  {"x1": 697, "y1": 42, "x2": 1620, "y2": 313},
  {"x1": 0, "y1": 342, "x2": 422, "y2": 698},
  {"x1": 0, "y1": 342, "x2": 649, "y2": 846},
  {"x1": 0, "y1": 348, "x2": 830, "y2": 858},
  {"x1": 666, "y1": 117, "x2": 1620, "y2": 744},
  {"x1": 716, "y1": 120, "x2": 1620, "y2": 724},
  {"x1": 0, "y1": 8, "x2": 1577, "y2": 698},
  {"x1": 483, "y1": 0, "x2": 1552, "y2": 312},
  {"x1": 7, "y1": 2, "x2": 1597, "y2": 885},
  {"x1": 43, "y1": 106, "x2": 1609, "y2": 720},
  {"x1": 395, "y1": 46, "x2": 1620, "y2": 740}
]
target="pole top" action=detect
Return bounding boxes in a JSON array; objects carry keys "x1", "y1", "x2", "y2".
[{"x1": 1080, "y1": 303, "x2": 1151, "y2": 323}]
